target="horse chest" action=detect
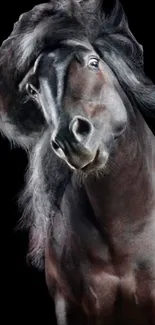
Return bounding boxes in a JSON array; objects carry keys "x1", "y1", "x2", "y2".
[
  {"x1": 46, "y1": 211, "x2": 155, "y2": 324},
  {"x1": 84, "y1": 261, "x2": 155, "y2": 324},
  {"x1": 81, "y1": 224, "x2": 155, "y2": 323}
]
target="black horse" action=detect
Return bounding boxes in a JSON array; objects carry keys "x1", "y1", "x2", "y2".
[{"x1": 0, "y1": 1, "x2": 155, "y2": 324}]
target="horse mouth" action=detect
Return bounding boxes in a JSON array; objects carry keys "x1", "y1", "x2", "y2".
[
  {"x1": 80, "y1": 149, "x2": 99, "y2": 171},
  {"x1": 65, "y1": 149, "x2": 108, "y2": 173},
  {"x1": 63, "y1": 148, "x2": 108, "y2": 173},
  {"x1": 80, "y1": 149, "x2": 108, "y2": 173}
]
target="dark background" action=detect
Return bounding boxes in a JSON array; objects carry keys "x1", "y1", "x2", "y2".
[{"x1": 0, "y1": 1, "x2": 154, "y2": 323}]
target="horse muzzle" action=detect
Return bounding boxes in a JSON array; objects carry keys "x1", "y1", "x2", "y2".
[{"x1": 51, "y1": 115, "x2": 97, "y2": 170}]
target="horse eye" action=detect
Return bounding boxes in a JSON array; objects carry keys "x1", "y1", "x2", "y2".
[
  {"x1": 26, "y1": 83, "x2": 37, "y2": 96},
  {"x1": 88, "y1": 58, "x2": 99, "y2": 70}
]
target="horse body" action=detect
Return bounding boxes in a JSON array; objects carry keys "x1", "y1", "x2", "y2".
[
  {"x1": 0, "y1": 0, "x2": 155, "y2": 324},
  {"x1": 45, "y1": 109, "x2": 155, "y2": 324}
]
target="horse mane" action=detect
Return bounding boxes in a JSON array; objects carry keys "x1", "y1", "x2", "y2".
[
  {"x1": 1, "y1": 0, "x2": 155, "y2": 268},
  {"x1": 18, "y1": 130, "x2": 72, "y2": 269}
]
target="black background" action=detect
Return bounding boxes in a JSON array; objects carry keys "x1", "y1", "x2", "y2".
[{"x1": 0, "y1": 1, "x2": 154, "y2": 323}]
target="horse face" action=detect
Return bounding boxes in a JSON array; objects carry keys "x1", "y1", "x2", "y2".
[{"x1": 20, "y1": 43, "x2": 128, "y2": 172}]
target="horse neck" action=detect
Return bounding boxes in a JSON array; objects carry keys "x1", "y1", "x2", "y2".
[{"x1": 84, "y1": 110, "x2": 155, "y2": 229}]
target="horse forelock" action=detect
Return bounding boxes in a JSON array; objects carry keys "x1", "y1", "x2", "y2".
[{"x1": 1, "y1": 0, "x2": 133, "y2": 75}]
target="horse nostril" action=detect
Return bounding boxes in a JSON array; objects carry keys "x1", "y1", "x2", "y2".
[
  {"x1": 52, "y1": 139, "x2": 60, "y2": 151},
  {"x1": 70, "y1": 116, "x2": 93, "y2": 142},
  {"x1": 76, "y1": 119, "x2": 91, "y2": 135},
  {"x1": 51, "y1": 138, "x2": 66, "y2": 160}
]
